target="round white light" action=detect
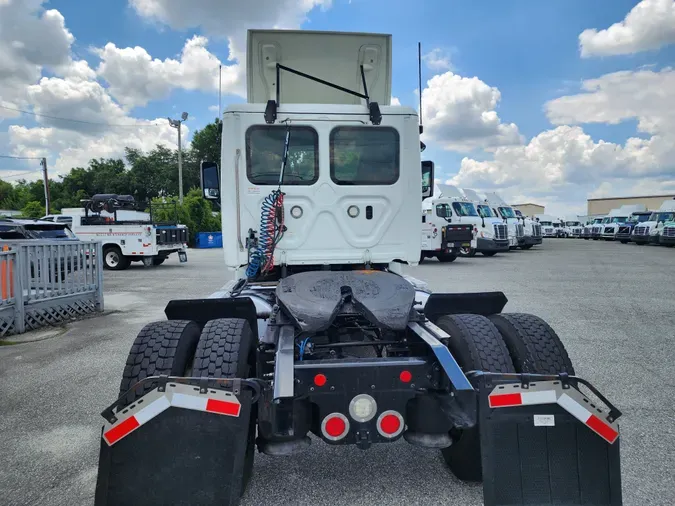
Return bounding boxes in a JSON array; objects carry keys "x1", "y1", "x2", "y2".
[
  {"x1": 347, "y1": 205, "x2": 360, "y2": 218},
  {"x1": 290, "y1": 205, "x2": 303, "y2": 219},
  {"x1": 349, "y1": 394, "x2": 377, "y2": 423}
]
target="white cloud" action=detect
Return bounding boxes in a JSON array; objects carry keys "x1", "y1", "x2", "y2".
[
  {"x1": 390, "y1": 96, "x2": 401, "y2": 106},
  {"x1": 129, "y1": 0, "x2": 332, "y2": 60},
  {"x1": 422, "y1": 48, "x2": 452, "y2": 71},
  {"x1": 546, "y1": 67, "x2": 675, "y2": 135},
  {"x1": 0, "y1": 0, "x2": 79, "y2": 114},
  {"x1": 420, "y1": 71, "x2": 522, "y2": 152},
  {"x1": 9, "y1": 120, "x2": 182, "y2": 174},
  {"x1": 579, "y1": 0, "x2": 675, "y2": 57},
  {"x1": 94, "y1": 36, "x2": 242, "y2": 109}
]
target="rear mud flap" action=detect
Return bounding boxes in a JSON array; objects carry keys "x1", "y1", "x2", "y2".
[
  {"x1": 476, "y1": 375, "x2": 622, "y2": 506},
  {"x1": 95, "y1": 387, "x2": 252, "y2": 506}
]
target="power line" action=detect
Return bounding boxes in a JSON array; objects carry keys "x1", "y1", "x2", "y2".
[
  {"x1": 1, "y1": 169, "x2": 43, "y2": 180},
  {"x1": 0, "y1": 105, "x2": 164, "y2": 128},
  {"x1": 0, "y1": 154, "x2": 44, "y2": 160}
]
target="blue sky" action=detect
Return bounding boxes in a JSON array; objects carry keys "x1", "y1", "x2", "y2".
[{"x1": 1, "y1": 0, "x2": 674, "y2": 214}]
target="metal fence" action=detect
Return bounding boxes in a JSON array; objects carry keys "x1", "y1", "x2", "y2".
[{"x1": 0, "y1": 241, "x2": 104, "y2": 337}]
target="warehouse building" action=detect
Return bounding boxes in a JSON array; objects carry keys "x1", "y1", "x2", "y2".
[
  {"x1": 587, "y1": 194, "x2": 675, "y2": 215},
  {"x1": 512, "y1": 203, "x2": 545, "y2": 217}
]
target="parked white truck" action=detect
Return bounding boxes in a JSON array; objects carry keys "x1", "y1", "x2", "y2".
[
  {"x1": 535, "y1": 214, "x2": 558, "y2": 238},
  {"x1": 476, "y1": 192, "x2": 524, "y2": 249},
  {"x1": 512, "y1": 208, "x2": 544, "y2": 248},
  {"x1": 427, "y1": 184, "x2": 509, "y2": 257},
  {"x1": 56, "y1": 195, "x2": 189, "y2": 269},
  {"x1": 563, "y1": 219, "x2": 583, "y2": 238},
  {"x1": 632, "y1": 199, "x2": 675, "y2": 245}
]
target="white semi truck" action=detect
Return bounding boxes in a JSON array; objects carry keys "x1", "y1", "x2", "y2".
[
  {"x1": 563, "y1": 219, "x2": 583, "y2": 238},
  {"x1": 93, "y1": 29, "x2": 623, "y2": 506},
  {"x1": 425, "y1": 184, "x2": 508, "y2": 257},
  {"x1": 535, "y1": 214, "x2": 558, "y2": 238},
  {"x1": 512, "y1": 208, "x2": 544, "y2": 247},
  {"x1": 632, "y1": 199, "x2": 675, "y2": 245},
  {"x1": 477, "y1": 192, "x2": 524, "y2": 249}
]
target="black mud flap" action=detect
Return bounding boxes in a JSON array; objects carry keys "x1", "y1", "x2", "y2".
[
  {"x1": 477, "y1": 375, "x2": 622, "y2": 506},
  {"x1": 95, "y1": 388, "x2": 252, "y2": 506}
]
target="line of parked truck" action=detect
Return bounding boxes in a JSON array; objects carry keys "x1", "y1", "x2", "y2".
[
  {"x1": 419, "y1": 161, "x2": 542, "y2": 262},
  {"x1": 579, "y1": 198, "x2": 675, "y2": 247}
]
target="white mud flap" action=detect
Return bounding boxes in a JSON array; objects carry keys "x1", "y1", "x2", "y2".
[
  {"x1": 95, "y1": 381, "x2": 254, "y2": 506},
  {"x1": 476, "y1": 374, "x2": 622, "y2": 506}
]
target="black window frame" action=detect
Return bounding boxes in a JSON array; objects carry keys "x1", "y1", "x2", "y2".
[
  {"x1": 245, "y1": 125, "x2": 319, "y2": 186},
  {"x1": 329, "y1": 126, "x2": 400, "y2": 186}
]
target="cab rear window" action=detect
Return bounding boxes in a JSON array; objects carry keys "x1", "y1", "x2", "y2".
[
  {"x1": 330, "y1": 127, "x2": 399, "y2": 185},
  {"x1": 245, "y1": 126, "x2": 319, "y2": 185}
]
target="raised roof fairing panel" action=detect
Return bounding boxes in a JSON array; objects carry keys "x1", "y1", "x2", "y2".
[{"x1": 247, "y1": 29, "x2": 392, "y2": 105}]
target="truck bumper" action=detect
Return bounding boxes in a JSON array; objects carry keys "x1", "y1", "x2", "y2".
[
  {"x1": 476, "y1": 238, "x2": 509, "y2": 252},
  {"x1": 659, "y1": 235, "x2": 675, "y2": 245},
  {"x1": 615, "y1": 233, "x2": 631, "y2": 242},
  {"x1": 520, "y1": 236, "x2": 542, "y2": 246}
]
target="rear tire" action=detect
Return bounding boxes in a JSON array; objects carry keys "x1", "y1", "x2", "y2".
[
  {"x1": 118, "y1": 320, "x2": 201, "y2": 407},
  {"x1": 193, "y1": 318, "x2": 256, "y2": 498},
  {"x1": 435, "y1": 314, "x2": 515, "y2": 482},
  {"x1": 520, "y1": 244, "x2": 533, "y2": 250},
  {"x1": 488, "y1": 313, "x2": 574, "y2": 375},
  {"x1": 152, "y1": 256, "x2": 166, "y2": 266},
  {"x1": 437, "y1": 252, "x2": 457, "y2": 263}
]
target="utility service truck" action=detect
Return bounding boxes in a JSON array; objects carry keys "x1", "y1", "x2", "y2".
[
  {"x1": 57, "y1": 194, "x2": 189, "y2": 270},
  {"x1": 425, "y1": 183, "x2": 508, "y2": 257},
  {"x1": 94, "y1": 30, "x2": 622, "y2": 506},
  {"x1": 420, "y1": 179, "x2": 474, "y2": 263},
  {"x1": 601, "y1": 205, "x2": 646, "y2": 241},
  {"x1": 632, "y1": 199, "x2": 675, "y2": 245}
]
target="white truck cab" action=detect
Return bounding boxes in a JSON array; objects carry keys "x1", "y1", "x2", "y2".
[
  {"x1": 563, "y1": 219, "x2": 583, "y2": 238},
  {"x1": 601, "y1": 204, "x2": 646, "y2": 240},
  {"x1": 420, "y1": 187, "x2": 474, "y2": 262},
  {"x1": 583, "y1": 216, "x2": 605, "y2": 240},
  {"x1": 535, "y1": 214, "x2": 558, "y2": 238},
  {"x1": 632, "y1": 199, "x2": 675, "y2": 245},
  {"x1": 426, "y1": 184, "x2": 508, "y2": 257},
  {"x1": 479, "y1": 192, "x2": 524, "y2": 249},
  {"x1": 512, "y1": 208, "x2": 543, "y2": 248}
]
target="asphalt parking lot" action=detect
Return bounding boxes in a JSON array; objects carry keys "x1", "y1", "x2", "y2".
[{"x1": 1, "y1": 240, "x2": 674, "y2": 506}]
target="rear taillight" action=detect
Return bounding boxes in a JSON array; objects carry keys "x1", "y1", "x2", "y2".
[
  {"x1": 321, "y1": 413, "x2": 350, "y2": 441},
  {"x1": 377, "y1": 410, "x2": 404, "y2": 438}
]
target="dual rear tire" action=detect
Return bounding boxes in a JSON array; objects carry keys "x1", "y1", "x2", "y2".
[
  {"x1": 435, "y1": 312, "x2": 574, "y2": 482},
  {"x1": 118, "y1": 317, "x2": 256, "y2": 503}
]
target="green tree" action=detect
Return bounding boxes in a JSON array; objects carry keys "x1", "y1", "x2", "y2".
[
  {"x1": 151, "y1": 189, "x2": 220, "y2": 246},
  {"x1": 21, "y1": 200, "x2": 45, "y2": 218}
]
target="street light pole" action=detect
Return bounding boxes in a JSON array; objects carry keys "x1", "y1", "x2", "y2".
[{"x1": 168, "y1": 112, "x2": 188, "y2": 204}]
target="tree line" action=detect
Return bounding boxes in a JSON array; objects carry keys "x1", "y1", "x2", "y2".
[{"x1": 0, "y1": 119, "x2": 223, "y2": 240}]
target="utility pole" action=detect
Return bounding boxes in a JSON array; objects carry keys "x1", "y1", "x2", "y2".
[
  {"x1": 168, "y1": 112, "x2": 188, "y2": 204},
  {"x1": 218, "y1": 64, "x2": 222, "y2": 118},
  {"x1": 41, "y1": 157, "x2": 50, "y2": 215}
]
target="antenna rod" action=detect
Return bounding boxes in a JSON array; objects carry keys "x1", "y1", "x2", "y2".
[{"x1": 418, "y1": 42, "x2": 423, "y2": 130}]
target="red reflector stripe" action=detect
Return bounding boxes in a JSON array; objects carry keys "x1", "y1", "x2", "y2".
[
  {"x1": 489, "y1": 392, "x2": 522, "y2": 407},
  {"x1": 205, "y1": 398, "x2": 241, "y2": 417},
  {"x1": 104, "y1": 416, "x2": 140, "y2": 445},
  {"x1": 586, "y1": 414, "x2": 619, "y2": 443}
]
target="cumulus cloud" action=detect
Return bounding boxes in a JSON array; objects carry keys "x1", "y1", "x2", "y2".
[
  {"x1": 390, "y1": 96, "x2": 401, "y2": 106},
  {"x1": 94, "y1": 36, "x2": 242, "y2": 109},
  {"x1": 579, "y1": 0, "x2": 675, "y2": 57},
  {"x1": 420, "y1": 71, "x2": 522, "y2": 152},
  {"x1": 422, "y1": 48, "x2": 452, "y2": 71},
  {"x1": 129, "y1": 0, "x2": 332, "y2": 60},
  {"x1": 546, "y1": 67, "x2": 675, "y2": 135}
]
